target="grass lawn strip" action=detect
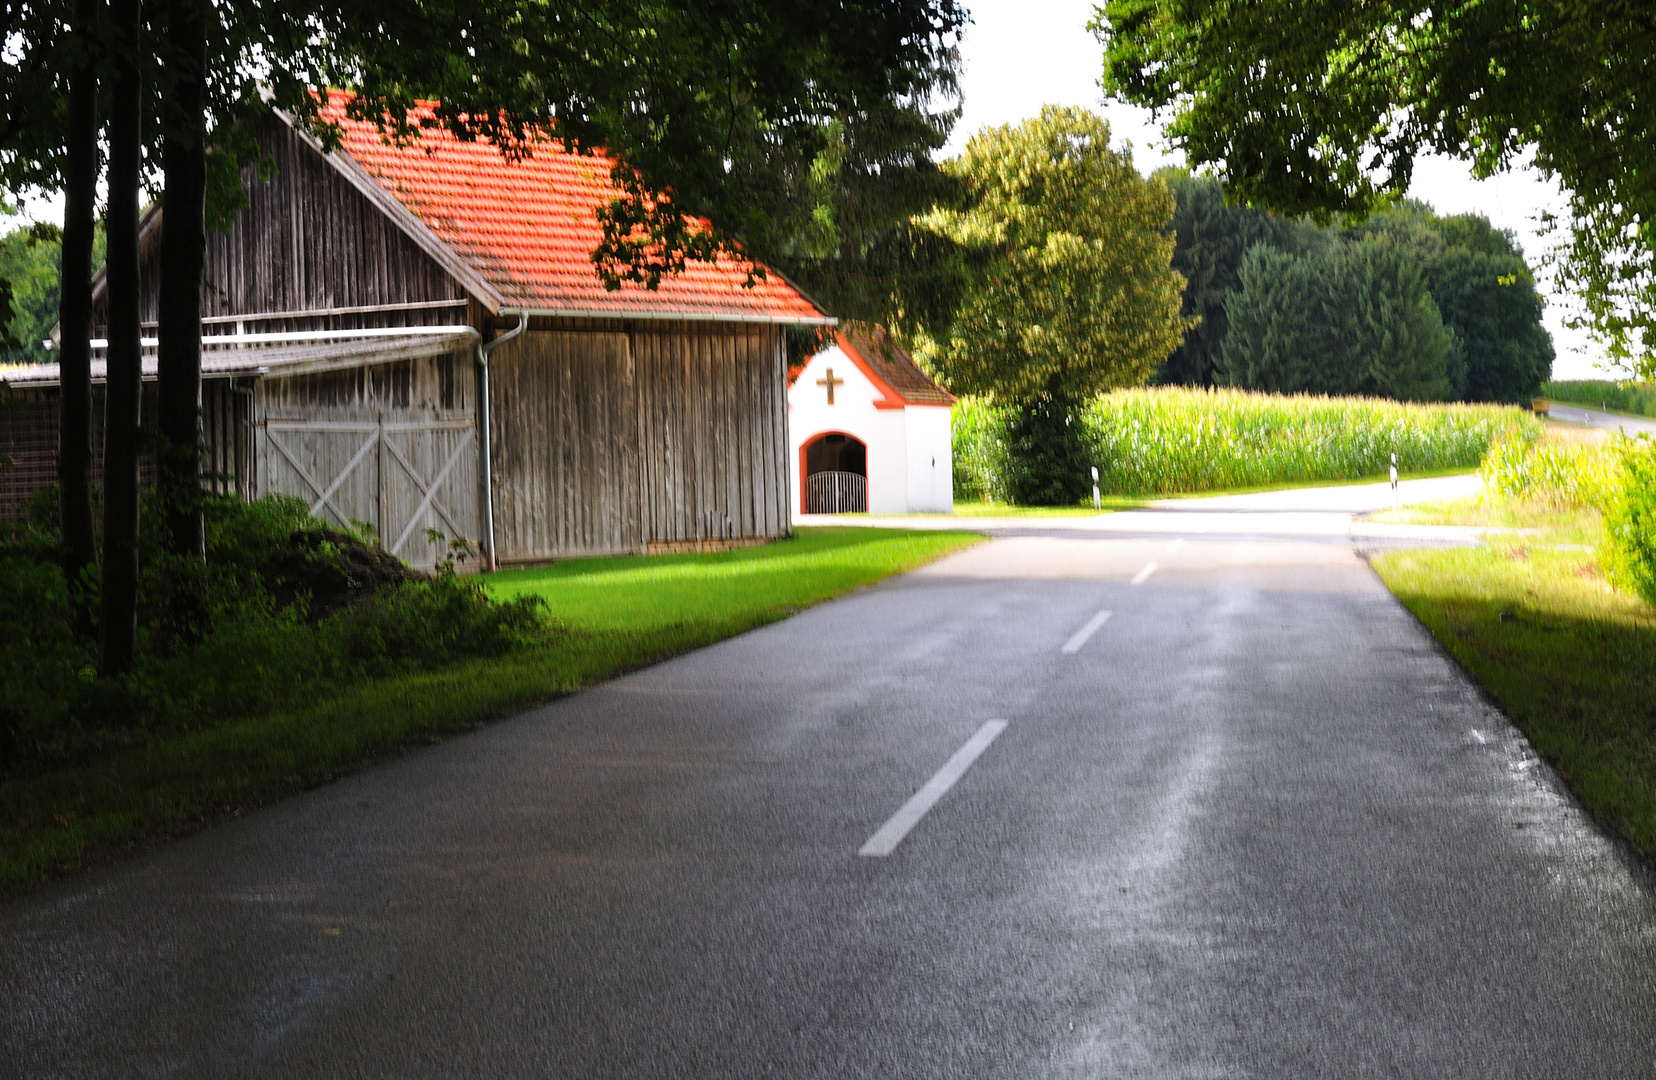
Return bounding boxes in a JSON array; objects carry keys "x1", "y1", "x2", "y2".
[
  {"x1": 1371, "y1": 520, "x2": 1656, "y2": 864},
  {"x1": 3, "y1": 526, "x2": 982, "y2": 889}
]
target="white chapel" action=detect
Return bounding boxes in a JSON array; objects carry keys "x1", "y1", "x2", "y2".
[{"x1": 788, "y1": 328, "x2": 954, "y2": 516}]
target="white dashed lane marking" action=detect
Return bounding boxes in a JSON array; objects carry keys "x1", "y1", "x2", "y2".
[
  {"x1": 1061, "y1": 610, "x2": 1112, "y2": 654},
  {"x1": 859, "y1": 721, "x2": 1009, "y2": 857}
]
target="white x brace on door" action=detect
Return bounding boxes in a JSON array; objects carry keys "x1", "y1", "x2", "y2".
[{"x1": 263, "y1": 417, "x2": 477, "y2": 561}]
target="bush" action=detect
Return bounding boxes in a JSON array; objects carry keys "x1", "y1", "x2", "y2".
[
  {"x1": 1002, "y1": 396, "x2": 1093, "y2": 506},
  {"x1": 1603, "y1": 438, "x2": 1656, "y2": 607},
  {"x1": 0, "y1": 492, "x2": 549, "y2": 774},
  {"x1": 1479, "y1": 430, "x2": 1621, "y2": 509}
]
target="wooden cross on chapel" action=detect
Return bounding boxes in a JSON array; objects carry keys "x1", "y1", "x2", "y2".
[{"x1": 817, "y1": 367, "x2": 844, "y2": 405}]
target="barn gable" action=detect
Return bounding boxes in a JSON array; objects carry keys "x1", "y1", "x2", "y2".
[{"x1": 93, "y1": 112, "x2": 477, "y2": 339}]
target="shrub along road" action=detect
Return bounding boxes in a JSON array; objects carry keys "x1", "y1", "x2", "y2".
[{"x1": 4, "y1": 489, "x2": 1655, "y2": 1075}]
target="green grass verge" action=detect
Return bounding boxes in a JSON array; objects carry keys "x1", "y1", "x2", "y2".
[
  {"x1": 1, "y1": 526, "x2": 982, "y2": 890},
  {"x1": 1371, "y1": 517, "x2": 1656, "y2": 863},
  {"x1": 947, "y1": 498, "x2": 1146, "y2": 518}
]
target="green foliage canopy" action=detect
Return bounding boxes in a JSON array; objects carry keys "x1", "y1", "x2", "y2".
[
  {"x1": 0, "y1": 220, "x2": 62, "y2": 364},
  {"x1": 327, "y1": 0, "x2": 968, "y2": 324},
  {"x1": 905, "y1": 106, "x2": 1188, "y2": 403},
  {"x1": 1220, "y1": 237, "x2": 1456, "y2": 402},
  {"x1": 1158, "y1": 174, "x2": 1553, "y2": 403},
  {"x1": 1158, "y1": 170, "x2": 1324, "y2": 386},
  {"x1": 1094, "y1": 0, "x2": 1656, "y2": 368}
]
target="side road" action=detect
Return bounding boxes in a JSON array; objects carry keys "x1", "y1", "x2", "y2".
[{"x1": 3, "y1": 479, "x2": 1653, "y2": 1076}]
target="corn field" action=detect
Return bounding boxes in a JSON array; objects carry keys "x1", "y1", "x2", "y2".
[
  {"x1": 1481, "y1": 430, "x2": 1624, "y2": 509},
  {"x1": 954, "y1": 386, "x2": 1538, "y2": 501}
]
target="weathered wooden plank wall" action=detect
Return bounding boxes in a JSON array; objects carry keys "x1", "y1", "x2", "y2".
[
  {"x1": 255, "y1": 348, "x2": 479, "y2": 570},
  {"x1": 489, "y1": 321, "x2": 788, "y2": 562},
  {"x1": 98, "y1": 114, "x2": 466, "y2": 335},
  {"x1": 201, "y1": 378, "x2": 253, "y2": 498},
  {"x1": 488, "y1": 330, "x2": 636, "y2": 559}
]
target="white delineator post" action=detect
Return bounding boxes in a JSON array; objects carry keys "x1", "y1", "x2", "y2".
[
  {"x1": 1390, "y1": 452, "x2": 1399, "y2": 510},
  {"x1": 1091, "y1": 465, "x2": 1101, "y2": 511}
]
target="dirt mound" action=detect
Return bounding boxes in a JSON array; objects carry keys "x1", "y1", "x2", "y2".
[{"x1": 263, "y1": 528, "x2": 418, "y2": 620}]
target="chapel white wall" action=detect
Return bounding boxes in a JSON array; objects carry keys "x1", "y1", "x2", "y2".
[
  {"x1": 787, "y1": 342, "x2": 952, "y2": 516},
  {"x1": 903, "y1": 405, "x2": 953, "y2": 513}
]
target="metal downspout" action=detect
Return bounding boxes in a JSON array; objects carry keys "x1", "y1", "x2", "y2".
[{"x1": 477, "y1": 311, "x2": 528, "y2": 571}]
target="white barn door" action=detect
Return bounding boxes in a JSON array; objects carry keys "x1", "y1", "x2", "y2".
[{"x1": 261, "y1": 416, "x2": 479, "y2": 569}]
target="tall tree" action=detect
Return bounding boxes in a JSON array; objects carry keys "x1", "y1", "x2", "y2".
[
  {"x1": 155, "y1": 0, "x2": 210, "y2": 559},
  {"x1": 1094, "y1": 0, "x2": 1656, "y2": 369},
  {"x1": 1219, "y1": 237, "x2": 1455, "y2": 402},
  {"x1": 1357, "y1": 208, "x2": 1554, "y2": 404},
  {"x1": 904, "y1": 107, "x2": 1188, "y2": 503},
  {"x1": 1157, "y1": 170, "x2": 1325, "y2": 386},
  {"x1": 58, "y1": 0, "x2": 101, "y2": 620},
  {"x1": 99, "y1": 0, "x2": 144, "y2": 675}
]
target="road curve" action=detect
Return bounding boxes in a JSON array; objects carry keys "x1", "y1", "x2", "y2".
[
  {"x1": 3, "y1": 495, "x2": 1655, "y2": 1077},
  {"x1": 1547, "y1": 400, "x2": 1656, "y2": 436}
]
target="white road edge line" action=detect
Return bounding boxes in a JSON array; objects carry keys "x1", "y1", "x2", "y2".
[
  {"x1": 1061, "y1": 609, "x2": 1112, "y2": 654},
  {"x1": 1167, "y1": 538, "x2": 1185, "y2": 552},
  {"x1": 858, "y1": 720, "x2": 1009, "y2": 857},
  {"x1": 1131, "y1": 562, "x2": 1159, "y2": 585}
]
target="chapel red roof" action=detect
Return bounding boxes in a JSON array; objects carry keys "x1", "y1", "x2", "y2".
[
  {"x1": 790, "y1": 327, "x2": 955, "y2": 406},
  {"x1": 317, "y1": 95, "x2": 829, "y2": 323}
]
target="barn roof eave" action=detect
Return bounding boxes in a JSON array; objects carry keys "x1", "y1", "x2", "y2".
[
  {"x1": 497, "y1": 305, "x2": 836, "y2": 327},
  {"x1": 1, "y1": 328, "x2": 480, "y2": 389}
]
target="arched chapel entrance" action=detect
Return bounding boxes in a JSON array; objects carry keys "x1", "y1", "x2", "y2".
[{"x1": 802, "y1": 432, "x2": 868, "y2": 513}]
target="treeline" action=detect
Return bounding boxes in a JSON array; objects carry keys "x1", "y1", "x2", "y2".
[
  {"x1": 0, "y1": 219, "x2": 76, "y2": 365},
  {"x1": 1158, "y1": 173, "x2": 1554, "y2": 404}
]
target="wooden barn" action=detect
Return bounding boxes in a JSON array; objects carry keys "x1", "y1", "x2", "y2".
[{"x1": 0, "y1": 96, "x2": 832, "y2": 568}]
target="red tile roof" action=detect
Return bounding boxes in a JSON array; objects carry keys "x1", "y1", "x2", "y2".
[
  {"x1": 316, "y1": 95, "x2": 830, "y2": 323},
  {"x1": 791, "y1": 327, "x2": 954, "y2": 407},
  {"x1": 838, "y1": 328, "x2": 955, "y2": 405}
]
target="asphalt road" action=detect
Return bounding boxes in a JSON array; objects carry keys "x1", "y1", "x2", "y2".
[
  {"x1": 5, "y1": 494, "x2": 1656, "y2": 1077},
  {"x1": 1547, "y1": 400, "x2": 1656, "y2": 436}
]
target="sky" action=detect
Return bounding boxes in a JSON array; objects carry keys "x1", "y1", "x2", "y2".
[{"x1": 945, "y1": 0, "x2": 1610, "y2": 380}]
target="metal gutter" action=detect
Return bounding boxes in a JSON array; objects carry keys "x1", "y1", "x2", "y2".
[{"x1": 476, "y1": 312, "x2": 528, "y2": 571}]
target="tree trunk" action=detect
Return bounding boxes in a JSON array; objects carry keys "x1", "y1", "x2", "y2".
[
  {"x1": 57, "y1": 0, "x2": 100, "y2": 629},
  {"x1": 99, "y1": 0, "x2": 144, "y2": 677},
  {"x1": 156, "y1": 0, "x2": 207, "y2": 559}
]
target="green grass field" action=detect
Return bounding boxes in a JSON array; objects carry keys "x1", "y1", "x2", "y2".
[
  {"x1": 1372, "y1": 504, "x2": 1656, "y2": 863},
  {"x1": 0, "y1": 526, "x2": 981, "y2": 890}
]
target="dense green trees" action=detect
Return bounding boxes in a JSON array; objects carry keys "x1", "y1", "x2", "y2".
[
  {"x1": 1359, "y1": 210, "x2": 1554, "y2": 404},
  {"x1": 1220, "y1": 238, "x2": 1455, "y2": 402},
  {"x1": 1094, "y1": 0, "x2": 1655, "y2": 367},
  {"x1": 1159, "y1": 174, "x2": 1552, "y2": 404},
  {"x1": 903, "y1": 107, "x2": 1188, "y2": 503},
  {"x1": 0, "y1": 222, "x2": 71, "y2": 365},
  {"x1": 1158, "y1": 172, "x2": 1323, "y2": 386}
]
